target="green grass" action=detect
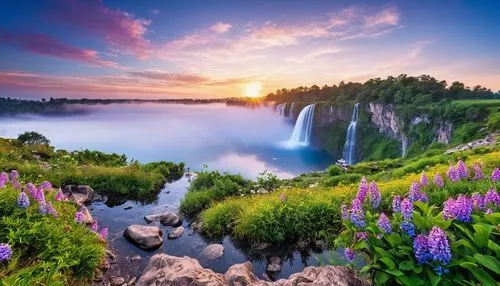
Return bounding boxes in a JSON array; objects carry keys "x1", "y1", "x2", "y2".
[
  {"x1": 452, "y1": 99, "x2": 500, "y2": 107},
  {"x1": 198, "y1": 149, "x2": 500, "y2": 245},
  {"x1": 0, "y1": 138, "x2": 184, "y2": 200},
  {"x1": 0, "y1": 186, "x2": 105, "y2": 285}
]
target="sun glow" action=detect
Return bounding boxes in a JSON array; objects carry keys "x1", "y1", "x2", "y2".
[{"x1": 244, "y1": 82, "x2": 262, "y2": 98}]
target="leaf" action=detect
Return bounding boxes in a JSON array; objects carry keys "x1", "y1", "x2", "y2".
[
  {"x1": 399, "y1": 260, "x2": 414, "y2": 271},
  {"x1": 483, "y1": 213, "x2": 500, "y2": 225},
  {"x1": 460, "y1": 262, "x2": 498, "y2": 286},
  {"x1": 472, "y1": 224, "x2": 493, "y2": 248},
  {"x1": 374, "y1": 271, "x2": 390, "y2": 285},
  {"x1": 379, "y1": 257, "x2": 396, "y2": 269},
  {"x1": 454, "y1": 224, "x2": 477, "y2": 246},
  {"x1": 453, "y1": 238, "x2": 478, "y2": 253},
  {"x1": 384, "y1": 269, "x2": 405, "y2": 276},
  {"x1": 426, "y1": 268, "x2": 441, "y2": 286},
  {"x1": 473, "y1": 254, "x2": 500, "y2": 274}
]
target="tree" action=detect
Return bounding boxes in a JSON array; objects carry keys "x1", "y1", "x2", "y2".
[{"x1": 17, "y1": 131, "x2": 50, "y2": 145}]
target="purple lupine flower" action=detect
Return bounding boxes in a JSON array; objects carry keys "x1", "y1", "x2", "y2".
[
  {"x1": 471, "y1": 193, "x2": 485, "y2": 210},
  {"x1": 99, "y1": 228, "x2": 109, "y2": 241},
  {"x1": 377, "y1": 213, "x2": 392, "y2": 234},
  {"x1": 484, "y1": 188, "x2": 500, "y2": 208},
  {"x1": 45, "y1": 202, "x2": 58, "y2": 218},
  {"x1": 454, "y1": 195, "x2": 473, "y2": 223},
  {"x1": 39, "y1": 181, "x2": 52, "y2": 191},
  {"x1": 369, "y1": 181, "x2": 381, "y2": 209},
  {"x1": 485, "y1": 209, "x2": 493, "y2": 215},
  {"x1": 392, "y1": 195, "x2": 401, "y2": 213},
  {"x1": 356, "y1": 232, "x2": 368, "y2": 241},
  {"x1": 428, "y1": 226, "x2": 452, "y2": 265},
  {"x1": 11, "y1": 180, "x2": 21, "y2": 190},
  {"x1": 409, "y1": 182, "x2": 421, "y2": 202},
  {"x1": 91, "y1": 220, "x2": 98, "y2": 232},
  {"x1": 456, "y1": 160, "x2": 468, "y2": 179},
  {"x1": 38, "y1": 203, "x2": 48, "y2": 215},
  {"x1": 420, "y1": 172, "x2": 429, "y2": 186},
  {"x1": 25, "y1": 183, "x2": 37, "y2": 198},
  {"x1": 447, "y1": 165, "x2": 459, "y2": 182},
  {"x1": 349, "y1": 198, "x2": 366, "y2": 228},
  {"x1": 491, "y1": 168, "x2": 500, "y2": 182},
  {"x1": 413, "y1": 235, "x2": 432, "y2": 264},
  {"x1": 34, "y1": 188, "x2": 45, "y2": 203},
  {"x1": 442, "y1": 198, "x2": 456, "y2": 220},
  {"x1": 400, "y1": 221, "x2": 416, "y2": 237},
  {"x1": 0, "y1": 243, "x2": 12, "y2": 262},
  {"x1": 55, "y1": 189, "x2": 64, "y2": 201},
  {"x1": 433, "y1": 173, "x2": 444, "y2": 188},
  {"x1": 356, "y1": 177, "x2": 369, "y2": 203},
  {"x1": 341, "y1": 203, "x2": 349, "y2": 221},
  {"x1": 472, "y1": 164, "x2": 484, "y2": 180},
  {"x1": 75, "y1": 211, "x2": 84, "y2": 224},
  {"x1": 344, "y1": 247, "x2": 356, "y2": 261},
  {"x1": 401, "y1": 198, "x2": 413, "y2": 220},
  {"x1": 0, "y1": 172, "x2": 8, "y2": 187},
  {"x1": 17, "y1": 191, "x2": 30, "y2": 208},
  {"x1": 9, "y1": 170, "x2": 19, "y2": 181}
]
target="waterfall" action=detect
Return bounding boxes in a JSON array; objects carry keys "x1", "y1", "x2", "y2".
[
  {"x1": 288, "y1": 102, "x2": 295, "y2": 118},
  {"x1": 275, "y1": 103, "x2": 288, "y2": 117},
  {"x1": 401, "y1": 134, "x2": 408, "y2": 158},
  {"x1": 342, "y1": 103, "x2": 360, "y2": 164},
  {"x1": 286, "y1": 104, "x2": 316, "y2": 147}
]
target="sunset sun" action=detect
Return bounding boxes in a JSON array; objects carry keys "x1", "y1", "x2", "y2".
[{"x1": 244, "y1": 82, "x2": 262, "y2": 98}]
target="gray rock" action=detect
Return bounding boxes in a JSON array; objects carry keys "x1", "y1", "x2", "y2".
[
  {"x1": 128, "y1": 277, "x2": 137, "y2": 285},
  {"x1": 200, "y1": 244, "x2": 224, "y2": 260},
  {"x1": 168, "y1": 226, "x2": 184, "y2": 239},
  {"x1": 110, "y1": 276, "x2": 125, "y2": 286},
  {"x1": 124, "y1": 225, "x2": 163, "y2": 250},
  {"x1": 130, "y1": 255, "x2": 141, "y2": 262},
  {"x1": 79, "y1": 205, "x2": 93, "y2": 224},
  {"x1": 137, "y1": 254, "x2": 369, "y2": 286},
  {"x1": 144, "y1": 212, "x2": 180, "y2": 226},
  {"x1": 63, "y1": 185, "x2": 94, "y2": 205},
  {"x1": 266, "y1": 257, "x2": 282, "y2": 272}
]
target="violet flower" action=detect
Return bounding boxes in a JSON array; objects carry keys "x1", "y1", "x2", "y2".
[
  {"x1": 356, "y1": 177, "x2": 369, "y2": 203},
  {"x1": 420, "y1": 172, "x2": 428, "y2": 186},
  {"x1": 0, "y1": 243, "x2": 12, "y2": 262},
  {"x1": 17, "y1": 191, "x2": 30, "y2": 209},
  {"x1": 491, "y1": 168, "x2": 500, "y2": 182},
  {"x1": 456, "y1": 160, "x2": 468, "y2": 179},
  {"x1": 484, "y1": 188, "x2": 500, "y2": 208},
  {"x1": 350, "y1": 198, "x2": 366, "y2": 228},
  {"x1": 356, "y1": 232, "x2": 368, "y2": 241},
  {"x1": 341, "y1": 203, "x2": 349, "y2": 221},
  {"x1": 401, "y1": 198, "x2": 413, "y2": 221},
  {"x1": 471, "y1": 193, "x2": 485, "y2": 210},
  {"x1": 344, "y1": 247, "x2": 356, "y2": 261},
  {"x1": 454, "y1": 195, "x2": 473, "y2": 223},
  {"x1": 369, "y1": 181, "x2": 381, "y2": 209},
  {"x1": 433, "y1": 173, "x2": 444, "y2": 188},
  {"x1": 428, "y1": 226, "x2": 452, "y2": 265},
  {"x1": 99, "y1": 228, "x2": 109, "y2": 241},
  {"x1": 392, "y1": 195, "x2": 401, "y2": 213},
  {"x1": 472, "y1": 164, "x2": 484, "y2": 180},
  {"x1": 377, "y1": 213, "x2": 392, "y2": 234},
  {"x1": 413, "y1": 235, "x2": 432, "y2": 265},
  {"x1": 447, "y1": 165, "x2": 459, "y2": 182}
]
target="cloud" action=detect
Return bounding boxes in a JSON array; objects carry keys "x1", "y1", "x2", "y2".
[
  {"x1": 0, "y1": 30, "x2": 121, "y2": 68},
  {"x1": 210, "y1": 22, "x2": 232, "y2": 33},
  {"x1": 127, "y1": 71, "x2": 253, "y2": 86},
  {"x1": 364, "y1": 7, "x2": 399, "y2": 27},
  {"x1": 47, "y1": 0, "x2": 151, "y2": 58},
  {"x1": 151, "y1": 9, "x2": 160, "y2": 15}
]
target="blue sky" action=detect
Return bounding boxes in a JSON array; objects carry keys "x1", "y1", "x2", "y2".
[{"x1": 0, "y1": 0, "x2": 499, "y2": 99}]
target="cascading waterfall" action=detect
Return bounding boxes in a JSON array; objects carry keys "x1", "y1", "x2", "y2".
[
  {"x1": 275, "y1": 103, "x2": 288, "y2": 117},
  {"x1": 342, "y1": 103, "x2": 360, "y2": 164},
  {"x1": 289, "y1": 102, "x2": 295, "y2": 118},
  {"x1": 286, "y1": 104, "x2": 316, "y2": 147}
]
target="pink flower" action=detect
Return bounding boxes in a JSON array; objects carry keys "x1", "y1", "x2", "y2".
[{"x1": 99, "y1": 228, "x2": 109, "y2": 241}]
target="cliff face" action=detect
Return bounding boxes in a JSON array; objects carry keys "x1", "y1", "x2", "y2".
[
  {"x1": 367, "y1": 103, "x2": 402, "y2": 139},
  {"x1": 315, "y1": 103, "x2": 353, "y2": 126},
  {"x1": 435, "y1": 121, "x2": 453, "y2": 144}
]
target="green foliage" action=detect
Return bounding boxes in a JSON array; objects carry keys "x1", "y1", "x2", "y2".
[
  {"x1": 70, "y1": 149, "x2": 127, "y2": 167},
  {"x1": 0, "y1": 187, "x2": 105, "y2": 284},
  {"x1": 17, "y1": 131, "x2": 50, "y2": 146},
  {"x1": 486, "y1": 112, "x2": 500, "y2": 132}
]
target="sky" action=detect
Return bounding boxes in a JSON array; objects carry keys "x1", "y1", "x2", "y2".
[{"x1": 1, "y1": 0, "x2": 499, "y2": 99}]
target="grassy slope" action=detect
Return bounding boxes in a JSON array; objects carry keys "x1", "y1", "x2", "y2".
[
  {"x1": 0, "y1": 138, "x2": 184, "y2": 200},
  {"x1": 199, "y1": 147, "x2": 500, "y2": 245}
]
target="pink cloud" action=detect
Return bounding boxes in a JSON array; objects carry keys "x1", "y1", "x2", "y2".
[
  {"x1": 364, "y1": 7, "x2": 400, "y2": 27},
  {"x1": 47, "y1": 0, "x2": 151, "y2": 58},
  {"x1": 0, "y1": 30, "x2": 120, "y2": 68},
  {"x1": 210, "y1": 22, "x2": 232, "y2": 33}
]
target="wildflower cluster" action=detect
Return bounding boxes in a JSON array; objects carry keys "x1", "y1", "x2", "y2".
[{"x1": 0, "y1": 243, "x2": 12, "y2": 262}]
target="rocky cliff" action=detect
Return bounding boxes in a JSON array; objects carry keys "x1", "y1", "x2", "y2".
[
  {"x1": 367, "y1": 103, "x2": 402, "y2": 139},
  {"x1": 315, "y1": 103, "x2": 353, "y2": 127}
]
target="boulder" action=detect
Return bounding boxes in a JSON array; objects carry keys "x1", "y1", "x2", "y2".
[
  {"x1": 200, "y1": 244, "x2": 224, "y2": 260},
  {"x1": 63, "y1": 185, "x2": 94, "y2": 205},
  {"x1": 266, "y1": 257, "x2": 282, "y2": 273},
  {"x1": 168, "y1": 226, "x2": 184, "y2": 239},
  {"x1": 124, "y1": 225, "x2": 163, "y2": 250},
  {"x1": 138, "y1": 254, "x2": 368, "y2": 286},
  {"x1": 137, "y1": 254, "x2": 225, "y2": 286},
  {"x1": 144, "y1": 212, "x2": 180, "y2": 226},
  {"x1": 110, "y1": 276, "x2": 126, "y2": 286},
  {"x1": 80, "y1": 205, "x2": 93, "y2": 224},
  {"x1": 274, "y1": 265, "x2": 369, "y2": 286}
]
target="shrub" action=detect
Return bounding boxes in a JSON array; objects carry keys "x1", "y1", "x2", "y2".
[{"x1": 17, "y1": 131, "x2": 50, "y2": 146}]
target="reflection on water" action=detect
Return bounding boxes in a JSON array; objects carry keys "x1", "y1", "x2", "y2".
[{"x1": 1, "y1": 103, "x2": 334, "y2": 279}]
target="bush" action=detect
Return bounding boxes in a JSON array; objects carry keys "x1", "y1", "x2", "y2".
[{"x1": 17, "y1": 131, "x2": 50, "y2": 146}]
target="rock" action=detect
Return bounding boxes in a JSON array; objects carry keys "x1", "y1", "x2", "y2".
[
  {"x1": 224, "y1": 262, "x2": 259, "y2": 285},
  {"x1": 128, "y1": 277, "x2": 137, "y2": 285},
  {"x1": 124, "y1": 205, "x2": 132, "y2": 210},
  {"x1": 168, "y1": 226, "x2": 184, "y2": 239},
  {"x1": 63, "y1": 185, "x2": 94, "y2": 205},
  {"x1": 110, "y1": 276, "x2": 125, "y2": 286},
  {"x1": 200, "y1": 244, "x2": 224, "y2": 260},
  {"x1": 137, "y1": 254, "x2": 368, "y2": 286},
  {"x1": 137, "y1": 254, "x2": 225, "y2": 286},
  {"x1": 124, "y1": 225, "x2": 163, "y2": 250},
  {"x1": 435, "y1": 121, "x2": 453, "y2": 144},
  {"x1": 266, "y1": 257, "x2": 282, "y2": 273},
  {"x1": 131, "y1": 255, "x2": 141, "y2": 262},
  {"x1": 144, "y1": 212, "x2": 180, "y2": 226},
  {"x1": 106, "y1": 250, "x2": 116, "y2": 262},
  {"x1": 191, "y1": 221, "x2": 203, "y2": 232},
  {"x1": 274, "y1": 265, "x2": 369, "y2": 286},
  {"x1": 80, "y1": 205, "x2": 93, "y2": 224}
]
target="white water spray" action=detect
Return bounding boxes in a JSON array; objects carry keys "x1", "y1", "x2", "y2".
[{"x1": 342, "y1": 103, "x2": 359, "y2": 164}]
